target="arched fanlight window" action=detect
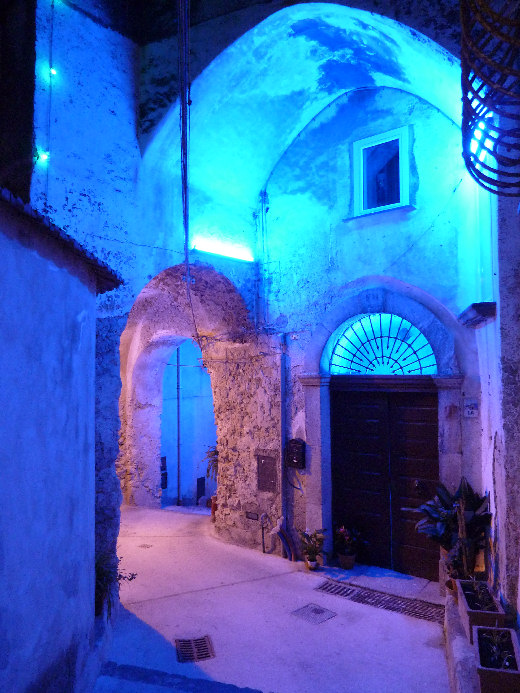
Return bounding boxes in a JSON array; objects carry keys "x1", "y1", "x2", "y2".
[{"x1": 329, "y1": 313, "x2": 437, "y2": 375}]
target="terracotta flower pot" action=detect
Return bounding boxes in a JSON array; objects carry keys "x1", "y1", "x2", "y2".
[
  {"x1": 305, "y1": 558, "x2": 319, "y2": 570},
  {"x1": 445, "y1": 578, "x2": 458, "y2": 602},
  {"x1": 338, "y1": 553, "x2": 356, "y2": 570},
  {"x1": 457, "y1": 580, "x2": 506, "y2": 643}
]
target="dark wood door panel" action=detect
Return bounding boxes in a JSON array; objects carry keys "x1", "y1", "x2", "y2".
[
  {"x1": 395, "y1": 516, "x2": 438, "y2": 551},
  {"x1": 395, "y1": 478, "x2": 438, "y2": 503},
  {"x1": 392, "y1": 455, "x2": 438, "y2": 477},
  {"x1": 331, "y1": 386, "x2": 439, "y2": 581},
  {"x1": 389, "y1": 391, "x2": 439, "y2": 580},
  {"x1": 395, "y1": 545, "x2": 439, "y2": 582}
]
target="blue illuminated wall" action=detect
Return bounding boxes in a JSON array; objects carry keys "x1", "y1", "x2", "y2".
[
  {"x1": 23, "y1": 0, "x2": 503, "y2": 593},
  {"x1": 31, "y1": 0, "x2": 143, "y2": 312},
  {"x1": 263, "y1": 86, "x2": 485, "y2": 329},
  {"x1": 161, "y1": 340, "x2": 217, "y2": 505}
]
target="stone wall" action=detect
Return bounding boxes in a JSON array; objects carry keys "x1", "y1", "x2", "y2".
[
  {"x1": 206, "y1": 337, "x2": 283, "y2": 550},
  {"x1": 495, "y1": 195, "x2": 520, "y2": 610},
  {"x1": 95, "y1": 315, "x2": 126, "y2": 560}
]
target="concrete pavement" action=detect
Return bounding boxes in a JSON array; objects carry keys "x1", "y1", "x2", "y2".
[{"x1": 94, "y1": 506, "x2": 449, "y2": 693}]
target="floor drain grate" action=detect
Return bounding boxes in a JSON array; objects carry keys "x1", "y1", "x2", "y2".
[
  {"x1": 175, "y1": 636, "x2": 215, "y2": 663},
  {"x1": 292, "y1": 603, "x2": 337, "y2": 624},
  {"x1": 316, "y1": 580, "x2": 445, "y2": 624}
]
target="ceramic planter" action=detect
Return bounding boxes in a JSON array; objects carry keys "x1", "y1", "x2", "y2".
[
  {"x1": 305, "y1": 559, "x2": 319, "y2": 570},
  {"x1": 338, "y1": 553, "x2": 356, "y2": 570},
  {"x1": 445, "y1": 578, "x2": 458, "y2": 602},
  {"x1": 474, "y1": 626, "x2": 520, "y2": 693},
  {"x1": 456, "y1": 580, "x2": 506, "y2": 643}
]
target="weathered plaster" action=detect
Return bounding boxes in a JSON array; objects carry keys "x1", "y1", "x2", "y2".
[
  {"x1": 0, "y1": 203, "x2": 101, "y2": 691},
  {"x1": 139, "y1": 0, "x2": 461, "y2": 140},
  {"x1": 264, "y1": 87, "x2": 482, "y2": 331},
  {"x1": 32, "y1": 0, "x2": 142, "y2": 302},
  {"x1": 495, "y1": 194, "x2": 520, "y2": 610},
  {"x1": 140, "y1": 4, "x2": 461, "y2": 267}
]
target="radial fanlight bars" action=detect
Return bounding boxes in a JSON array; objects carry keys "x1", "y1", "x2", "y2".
[
  {"x1": 460, "y1": 0, "x2": 520, "y2": 196},
  {"x1": 329, "y1": 313, "x2": 437, "y2": 376}
]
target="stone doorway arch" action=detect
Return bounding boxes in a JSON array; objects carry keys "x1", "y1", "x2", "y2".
[
  {"x1": 117, "y1": 263, "x2": 251, "y2": 507},
  {"x1": 299, "y1": 276, "x2": 481, "y2": 557}
]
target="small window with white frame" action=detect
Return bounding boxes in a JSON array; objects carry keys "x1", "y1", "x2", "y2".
[{"x1": 352, "y1": 126, "x2": 410, "y2": 216}]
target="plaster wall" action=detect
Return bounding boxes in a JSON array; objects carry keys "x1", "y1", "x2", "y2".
[
  {"x1": 263, "y1": 87, "x2": 483, "y2": 330},
  {"x1": 494, "y1": 194, "x2": 520, "y2": 610},
  {"x1": 31, "y1": 0, "x2": 142, "y2": 314},
  {"x1": 139, "y1": 0, "x2": 461, "y2": 142},
  {"x1": 141, "y1": 4, "x2": 462, "y2": 275},
  {"x1": 0, "y1": 209, "x2": 97, "y2": 691}
]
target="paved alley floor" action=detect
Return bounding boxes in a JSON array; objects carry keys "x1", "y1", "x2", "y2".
[{"x1": 94, "y1": 506, "x2": 450, "y2": 693}]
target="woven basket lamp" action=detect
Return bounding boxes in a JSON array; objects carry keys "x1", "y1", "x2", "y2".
[{"x1": 461, "y1": 0, "x2": 520, "y2": 196}]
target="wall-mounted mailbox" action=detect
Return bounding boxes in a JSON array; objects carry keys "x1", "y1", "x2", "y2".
[{"x1": 285, "y1": 438, "x2": 305, "y2": 470}]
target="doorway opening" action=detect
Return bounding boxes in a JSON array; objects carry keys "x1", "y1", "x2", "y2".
[
  {"x1": 328, "y1": 310, "x2": 441, "y2": 580},
  {"x1": 330, "y1": 378, "x2": 439, "y2": 580},
  {"x1": 161, "y1": 340, "x2": 217, "y2": 507}
]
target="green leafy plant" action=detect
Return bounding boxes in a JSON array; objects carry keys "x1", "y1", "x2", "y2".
[
  {"x1": 415, "y1": 477, "x2": 491, "y2": 578},
  {"x1": 299, "y1": 528, "x2": 325, "y2": 561},
  {"x1": 415, "y1": 483, "x2": 459, "y2": 551},
  {"x1": 461, "y1": 577, "x2": 498, "y2": 612},
  {"x1": 204, "y1": 445, "x2": 218, "y2": 482},
  {"x1": 95, "y1": 554, "x2": 137, "y2": 619},
  {"x1": 480, "y1": 629, "x2": 518, "y2": 670},
  {"x1": 335, "y1": 526, "x2": 361, "y2": 556}
]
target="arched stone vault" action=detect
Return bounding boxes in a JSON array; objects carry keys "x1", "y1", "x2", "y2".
[
  {"x1": 139, "y1": 4, "x2": 462, "y2": 263},
  {"x1": 114, "y1": 2, "x2": 498, "y2": 580},
  {"x1": 118, "y1": 264, "x2": 253, "y2": 506}
]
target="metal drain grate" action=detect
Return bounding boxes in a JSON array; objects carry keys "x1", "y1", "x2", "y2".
[
  {"x1": 316, "y1": 580, "x2": 445, "y2": 624},
  {"x1": 175, "y1": 636, "x2": 215, "y2": 663},
  {"x1": 292, "y1": 603, "x2": 337, "y2": 624}
]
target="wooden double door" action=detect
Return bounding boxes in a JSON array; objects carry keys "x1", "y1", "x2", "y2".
[{"x1": 331, "y1": 384, "x2": 439, "y2": 580}]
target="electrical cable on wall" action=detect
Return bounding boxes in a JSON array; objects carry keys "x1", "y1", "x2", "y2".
[
  {"x1": 42, "y1": 0, "x2": 56, "y2": 202},
  {"x1": 178, "y1": 0, "x2": 203, "y2": 350}
]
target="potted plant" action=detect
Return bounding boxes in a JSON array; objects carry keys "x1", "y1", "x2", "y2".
[
  {"x1": 415, "y1": 477, "x2": 491, "y2": 592},
  {"x1": 299, "y1": 529, "x2": 325, "y2": 570},
  {"x1": 95, "y1": 554, "x2": 137, "y2": 619},
  {"x1": 204, "y1": 445, "x2": 218, "y2": 521},
  {"x1": 456, "y1": 577, "x2": 506, "y2": 643},
  {"x1": 474, "y1": 626, "x2": 520, "y2": 692},
  {"x1": 335, "y1": 526, "x2": 361, "y2": 570}
]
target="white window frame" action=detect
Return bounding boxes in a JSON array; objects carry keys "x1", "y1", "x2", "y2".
[{"x1": 352, "y1": 126, "x2": 410, "y2": 217}]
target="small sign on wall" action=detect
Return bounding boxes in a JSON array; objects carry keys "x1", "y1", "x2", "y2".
[
  {"x1": 257, "y1": 454, "x2": 278, "y2": 493},
  {"x1": 464, "y1": 398, "x2": 479, "y2": 418}
]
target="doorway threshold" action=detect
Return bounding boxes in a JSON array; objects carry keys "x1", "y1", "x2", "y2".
[
  {"x1": 315, "y1": 578, "x2": 444, "y2": 624},
  {"x1": 319, "y1": 563, "x2": 443, "y2": 605}
]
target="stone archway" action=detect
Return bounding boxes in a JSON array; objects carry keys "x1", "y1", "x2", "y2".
[
  {"x1": 299, "y1": 276, "x2": 481, "y2": 553},
  {"x1": 118, "y1": 263, "x2": 252, "y2": 507}
]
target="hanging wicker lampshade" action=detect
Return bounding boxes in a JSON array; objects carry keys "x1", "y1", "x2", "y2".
[{"x1": 460, "y1": 0, "x2": 520, "y2": 196}]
